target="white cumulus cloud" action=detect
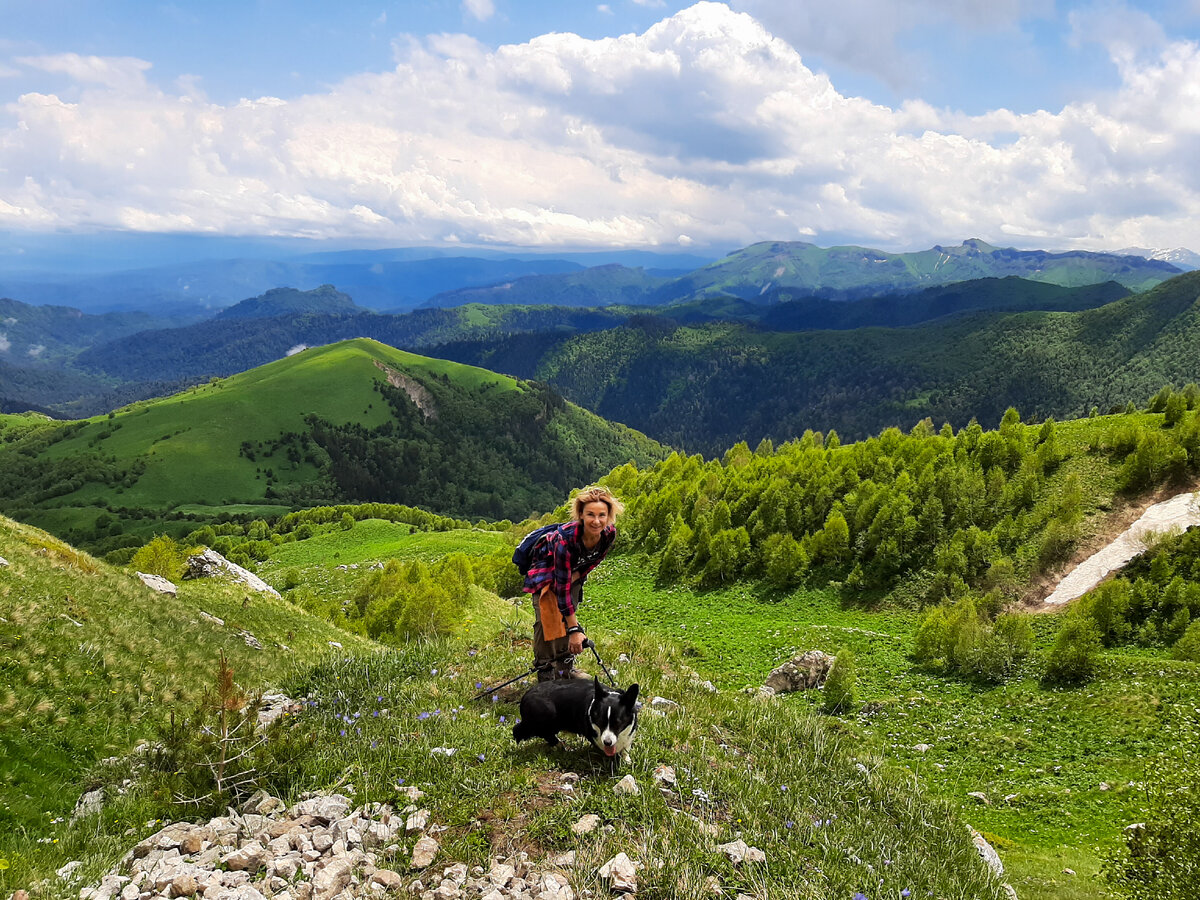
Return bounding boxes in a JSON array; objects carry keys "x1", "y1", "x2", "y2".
[
  {"x1": 0, "y1": 2, "x2": 1198, "y2": 251},
  {"x1": 463, "y1": 0, "x2": 496, "y2": 22}
]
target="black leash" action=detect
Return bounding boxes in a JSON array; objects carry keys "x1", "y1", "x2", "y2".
[{"x1": 472, "y1": 638, "x2": 617, "y2": 701}]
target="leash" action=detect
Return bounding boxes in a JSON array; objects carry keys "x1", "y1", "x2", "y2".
[{"x1": 472, "y1": 638, "x2": 617, "y2": 701}]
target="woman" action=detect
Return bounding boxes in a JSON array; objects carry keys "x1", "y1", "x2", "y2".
[{"x1": 523, "y1": 485, "x2": 624, "y2": 681}]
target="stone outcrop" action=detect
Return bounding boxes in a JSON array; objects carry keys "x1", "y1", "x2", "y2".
[
  {"x1": 763, "y1": 650, "x2": 834, "y2": 693},
  {"x1": 185, "y1": 549, "x2": 280, "y2": 598},
  {"x1": 75, "y1": 792, "x2": 588, "y2": 900}
]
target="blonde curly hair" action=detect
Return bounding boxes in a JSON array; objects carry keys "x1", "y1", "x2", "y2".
[{"x1": 572, "y1": 485, "x2": 625, "y2": 522}]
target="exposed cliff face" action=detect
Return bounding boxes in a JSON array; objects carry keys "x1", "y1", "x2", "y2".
[{"x1": 374, "y1": 361, "x2": 437, "y2": 421}]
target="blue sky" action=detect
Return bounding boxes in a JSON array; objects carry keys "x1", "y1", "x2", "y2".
[{"x1": 2, "y1": 0, "x2": 1200, "y2": 253}]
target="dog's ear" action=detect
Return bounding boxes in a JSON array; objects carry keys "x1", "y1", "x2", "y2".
[
  {"x1": 623, "y1": 683, "x2": 639, "y2": 706},
  {"x1": 594, "y1": 677, "x2": 606, "y2": 699}
]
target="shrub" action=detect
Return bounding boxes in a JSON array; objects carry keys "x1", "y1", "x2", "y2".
[
  {"x1": 129, "y1": 534, "x2": 183, "y2": 579},
  {"x1": 823, "y1": 648, "x2": 856, "y2": 715},
  {"x1": 1044, "y1": 609, "x2": 1103, "y2": 684},
  {"x1": 1173, "y1": 620, "x2": 1200, "y2": 662}
]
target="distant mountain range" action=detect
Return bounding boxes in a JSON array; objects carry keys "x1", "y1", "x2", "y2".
[{"x1": 0, "y1": 237, "x2": 1186, "y2": 316}]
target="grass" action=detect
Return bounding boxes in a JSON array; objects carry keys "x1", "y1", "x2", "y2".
[{"x1": 580, "y1": 554, "x2": 1198, "y2": 900}]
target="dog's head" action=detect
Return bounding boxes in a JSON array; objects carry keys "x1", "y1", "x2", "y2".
[{"x1": 588, "y1": 678, "x2": 639, "y2": 758}]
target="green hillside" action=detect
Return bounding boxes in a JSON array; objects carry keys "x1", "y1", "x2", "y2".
[
  {"x1": 437, "y1": 270, "x2": 1200, "y2": 454},
  {"x1": 0, "y1": 339, "x2": 668, "y2": 548}
]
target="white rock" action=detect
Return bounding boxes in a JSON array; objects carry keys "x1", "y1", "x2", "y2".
[
  {"x1": 598, "y1": 853, "x2": 638, "y2": 893},
  {"x1": 913, "y1": 743, "x2": 933, "y2": 753},
  {"x1": 613, "y1": 775, "x2": 640, "y2": 796},
  {"x1": 967, "y1": 791, "x2": 991, "y2": 805},
  {"x1": 969, "y1": 828, "x2": 1004, "y2": 877},
  {"x1": 411, "y1": 836, "x2": 439, "y2": 869},
  {"x1": 570, "y1": 815, "x2": 600, "y2": 835},
  {"x1": 650, "y1": 697, "x2": 679, "y2": 710},
  {"x1": 56, "y1": 861, "x2": 84, "y2": 880},
  {"x1": 653, "y1": 765, "x2": 677, "y2": 787},
  {"x1": 137, "y1": 572, "x2": 177, "y2": 596},
  {"x1": 716, "y1": 839, "x2": 765, "y2": 865}
]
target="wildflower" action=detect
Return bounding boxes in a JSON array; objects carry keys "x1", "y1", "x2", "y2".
[
  {"x1": 468, "y1": 649, "x2": 477, "y2": 656},
  {"x1": 373, "y1": 710, "x2": 379, "y2": 717},
  {"x1": 499, "y1": 715, "x2": 506, "y2": 723},
  {"x1": 492, "y1": 695, "x2": 499, "y2": 702},
  {"x1": 478, "y1": 754, "x2": 486, "y2": 761},
  {"x1": 901, "y1": 891, "x2": 911, "y2": 898},
  {"x1": 417, "y1": 712, "x2": 430, "y2": 721},
  {"x1": 431, "y1": 668, "x2": 438, "y2": 675},
  {"x1": 476, "y1": 682, "x2": 483, "y2": 690},
  {"x1": 340, "y1": 729, "x2": 346, "y2": 736},
  {"x1": 780, "y1": 784, "x2": 788, "y2": 792},
  {"x1": 853, "y1": 893, "x2": 867, "y2": 900},
  {"x1": 785, "y1": 820, "x2": 795, "y2": 829}
]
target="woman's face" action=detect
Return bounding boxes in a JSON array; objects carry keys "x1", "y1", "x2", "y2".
[{"x1": 581, "y1": 500, "x2": 610, "y2": 537}]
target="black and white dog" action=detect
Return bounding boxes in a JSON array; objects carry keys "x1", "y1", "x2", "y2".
[{"x1": 512, "y1": 677, "x2": 640, "y2": 764}]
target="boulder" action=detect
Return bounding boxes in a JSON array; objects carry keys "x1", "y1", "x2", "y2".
[
  {"x1": 969, "y1": 828, "x2": 1004, "y2": 877},
  {"x1": 763, "y1": 650, "x2": 834, "y2": 693},
  {"x1": 598, "y1": 853, "x2": 639, "y2": 893},
  {"x1": 136, "y1": 572, "x2": 177, "y2": 595},
  {"x1": 185, "y1": 548, "x2": 280, "y2": 597}
]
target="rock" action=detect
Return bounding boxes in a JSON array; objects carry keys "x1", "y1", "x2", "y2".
[
  {"x1": 406, "y1": 809, "x2": 431, "y2": 832},
  {"x1": 411, "y1": 836, "x2": 439, "y2": 869},
  {"x1": 763, "y1": 650, "x2": 834, "y2": 693},
  {"x1": 56, "y1": 860, "x2": 84, "y2": 880},
  {"x1": 199, "y1": 610, "x2": 225, "y2": 626},
  {"x1": 650, "y1": 697, "x2": 679, "y2": 710},
  {"x1": 369, "y1": 870, "x2": 405, "y2": 892},
  {"x1": 652, "y1": 765, "x2": 676, "y2": 787},
  {"x1": 969, "y1": 828, "x2": 1004, "y2": 877},
  {"x1": 222, "y1": 841, "x2": 268, "y2": 872},
  {"x1": 0, "y1": 556, "x2": 8, "y2": 566},
  {"x1": 291, "y1": 795, "x2": 352, "y2": 823},
  {"x1": 313, "y1": 856, "x2": 356, "y2": 900},
  {"x1": 241, "y1": 630, "x2": 264, "y2": 650},
  {"x1": 1099, "y1": 782, "x2": 1110, "y2": 791},
  {"x1": 571, "y1": 815, "x2": 600, "y2": 835},
  {"x1": 550, "y1": 851, "x2": 576, "y2": 868},
  {"x1": 1001, "y1": 884, "x2": 1019, "y2": 900},
  {"x1": 613, "y1": 775, "x2": 640, "y2": 796},
  {"x1": 1062, "y1": 868, "x2": 1076, "y2": 876},
  {"x1": 185, "y1": 548, "x2": 281, "y2": 597},
  {"x1": 136, "y1": 572, "x2": 177, "y2": 596},
  {"x1": 241, "y1": 790, "x2": 282, "y2": 815},
  {"x1": 967, "y1": 791, "x2": 991, "y2": 805},
  {"x1": 913, "y1": 743, "x2": 933, "y2": 753},
  {"x1": 716, "y1": 839, "x2": 765, "y2": 865},
  {"x1": 598, "y1": 853, "x2": 638, "y2": 893},
  {"x1": 73, "y1": 787, "x2": 106, "y2": 821}
]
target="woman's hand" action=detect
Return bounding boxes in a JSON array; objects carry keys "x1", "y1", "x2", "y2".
[{"x1": 568, "y1": 631, "x2": 586, "y2": 655}]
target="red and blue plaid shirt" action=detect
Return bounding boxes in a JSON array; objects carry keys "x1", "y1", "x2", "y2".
[{"x1": 522, "y1": 520, "x2": 616, "y2": 617}]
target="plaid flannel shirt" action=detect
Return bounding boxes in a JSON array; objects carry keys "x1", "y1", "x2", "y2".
[{"x1": 522, "y1": 519, "x2": 616, "y2": 617}]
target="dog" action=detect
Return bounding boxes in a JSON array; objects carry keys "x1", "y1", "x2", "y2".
[{"x1": 512, "y1": 677, "x2": 640, "y2": 764}]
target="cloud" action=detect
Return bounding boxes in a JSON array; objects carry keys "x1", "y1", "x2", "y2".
[
  {"x1": 0, "y1": 333, "x2": 9, "y2": 352},
  {"x1": 1, "y1": 2, "x2": 1199, "y2": 251},
  {"x1": 731, "y1": 0, "x2": 1051, "y2": 92},
  {"x1": 15, "y1": 53, "x2": 152, "y2": 92},
  {"x1": 463, "y1": 0, "x2": 496, "y2": 22}
]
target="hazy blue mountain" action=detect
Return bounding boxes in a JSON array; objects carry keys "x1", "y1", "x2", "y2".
[{"x1": 214, "y1": 285, "x2": 363, "y2": 320}]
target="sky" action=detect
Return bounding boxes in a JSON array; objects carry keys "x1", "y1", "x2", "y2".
[{"x1": 2, "y1": 0, "x2": 1200, "y2": 255}]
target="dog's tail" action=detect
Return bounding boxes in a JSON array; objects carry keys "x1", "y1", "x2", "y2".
[{"x1": 512, "y1": 719, "x2": 532, "y2": 742}]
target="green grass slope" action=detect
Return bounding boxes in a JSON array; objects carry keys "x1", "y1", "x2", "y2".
[
  {"x1": 0, "y1": 519, "x2": 1014, "y2": 900},
  {"x1": 0, "y1": 513, "x2": 376, "y2": 832},
  {"x1": 0, "y1": 338, "x2": 668, "y2": 546}
]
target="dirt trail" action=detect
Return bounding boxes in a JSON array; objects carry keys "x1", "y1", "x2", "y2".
[{"x1": 1027, "y1": 481, "x2": 1200, "y2": 611}]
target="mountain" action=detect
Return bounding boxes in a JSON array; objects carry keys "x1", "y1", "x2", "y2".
[
  {"x1": 652, "y1": 238, "x2": 1181, "y2": 303},
  {"x1": 0, "y1": 338, "x2": 668, "y2": 541},
  {"x1": 214, "y1": 284, "x2": 364, "y2": 320},
  {"x1": 0, "y1": 256, "x2": 588, "y2": 315},
  {"x1": 0, "y1": 296, "x2": 190, "y2": 366},
  {"x1": 421, "y1": 264, "x2": 669, "y2": 308},
  {"x1": 435, "y1": 269, "x2": 1200, "y2": 454},
  {"x1": 1116, "y1": 246, "x2": 1200, "y2": 271}
]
